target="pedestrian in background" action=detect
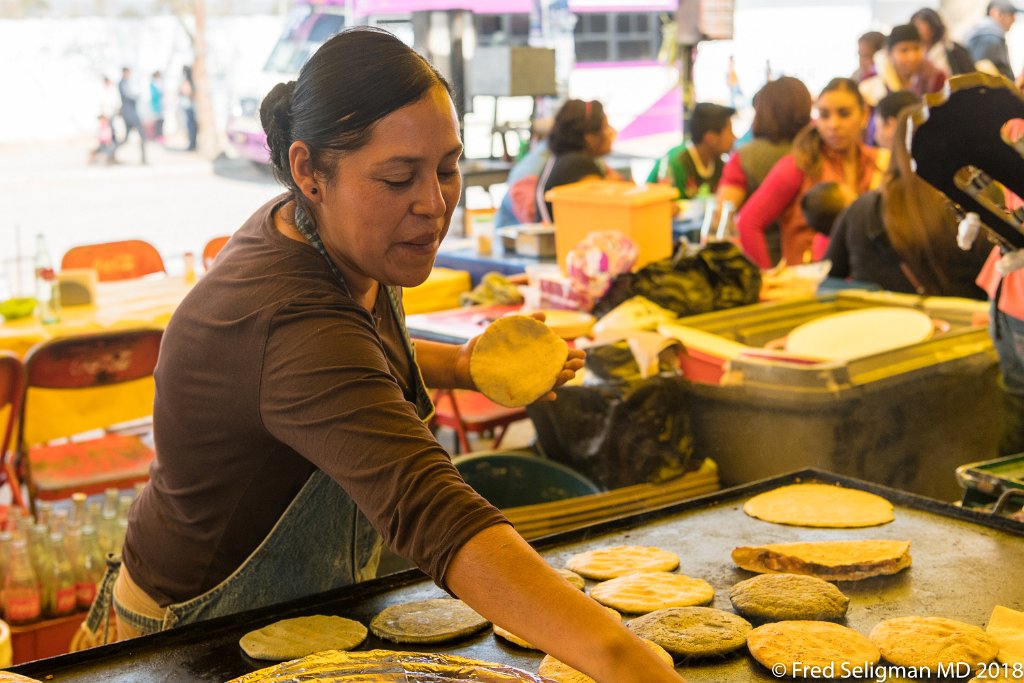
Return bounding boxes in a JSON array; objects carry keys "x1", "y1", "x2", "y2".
[
  {"x1": 179, "y1": 65, "x2": 198, "y2": 152},
  {"x1": 150, "y1": 71, "x2": 165, "y2": 143},
  {"x1": 964, "y1": 0, "x2": 1019, "y2": 81},
  {"x1": 118, "y1": 66, "x2": 147, "y2": 164}
]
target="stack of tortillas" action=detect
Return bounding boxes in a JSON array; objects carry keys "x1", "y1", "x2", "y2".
[
  {"x1": 239, "y1": 615, "x2": 367, "y2": 661},
  {"x1": 743, "y1": 483, "x2": 894, "y2": 527},
  {"x1": 732, "y1": 539, "x2": 912, "y2": 581},
  {"x1": 470, "y1": 315, "x2": 568, "y2": 407}
]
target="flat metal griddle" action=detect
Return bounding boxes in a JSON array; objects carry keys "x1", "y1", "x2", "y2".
[{"x1": 12, "y1": 469, "x2": 1024, "y2": 683}]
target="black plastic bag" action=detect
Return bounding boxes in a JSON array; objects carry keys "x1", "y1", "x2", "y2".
[
  {"x1": 526, "y1": 376, "x2": 697, "y2": 489},
  {"x1": 592, "y1": 242, "x2": 761, "y2": 318}
]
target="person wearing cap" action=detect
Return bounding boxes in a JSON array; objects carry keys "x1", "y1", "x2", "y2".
[
  {"x1": 859, "y1": 24, "x2": 947, "y2": 110},
  {"x1": 965, "y1": 0, "x2": 1019, "y2": 81},
  {"x1": 647, "y1": 102, "x2": 736, "y2": 200}
]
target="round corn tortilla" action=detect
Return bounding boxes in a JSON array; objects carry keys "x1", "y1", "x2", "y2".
[
  {"x1": 743, "y1": 483, "x2": 894, "y2": 528},
  {"x1": 870, "y1": 616, "x2": 999, "y2": 672},
  {"x1": 627, "y1": 606, "x2": 751, "y2": 658},
  {"x1": 987, "y1": 605, "x2": 1024, "y2": 665},
  {"x1": 239, "y1": 614, "x2": 367, "y2": 661},
  {"x1": 470, "y1": 316, "x2": 569, "y2": 408},
  {"x1": 729, "y1": 573, "x2": 850, "y2": 622},
  {"x1": 590, "y1": 572, "x2": 714, "y2": 614},
  {"x1": 370, "y1": 598, "x2": 490, "y2": 644},
  {"x1": 557, "y1": 568, "x2": 586, "y2": 591},
  {"x1": 565, "y1": 545, "x2": 680, "y2": 580},
  {"x1": 538, "y1": 638, "x2": 673, "y2": 682},
  {"x1": 731, "y1": 539, "x2": 912, "y2": 581},
  {"x1": 747, "y1": 621, "x2": 880, "y2": 677}
]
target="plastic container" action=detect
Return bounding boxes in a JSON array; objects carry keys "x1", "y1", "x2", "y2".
[
  {"x1": 544, "y1": 181, "x2": 678, "y2": 271},
  {"x1": 664, "y1": 291, "x2": 1001, "y2": 501}
]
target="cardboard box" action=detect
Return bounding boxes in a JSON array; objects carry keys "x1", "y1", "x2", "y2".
[{"x1": 544, "y1": 181, "x2": 678, "y2": 271}]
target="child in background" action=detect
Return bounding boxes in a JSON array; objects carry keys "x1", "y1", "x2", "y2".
[
  {"x1": 647, "y1": 103, "x2": 736, "y2": 199},
  {"x1": 872, "y1": 90, "x2": 920, "y2": 150},
  {"x1": 89, "y1": 114, "x2": 116, "y2": 164},
  {"x1": 800, "y1": 181, "x2": 856, "y2": 261}
]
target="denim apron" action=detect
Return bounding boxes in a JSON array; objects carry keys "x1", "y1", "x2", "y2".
[{"x1": 86, "y1": 206, "x2": 435, "y2": 639}]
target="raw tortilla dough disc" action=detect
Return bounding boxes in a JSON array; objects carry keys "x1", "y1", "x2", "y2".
[
  {"x1": 370, "y1": 598, "x2": 490, "y2": 644},
  {"x1": 239, "y1": 614, "x2": 367, "y2": 661},
  {"x1": 729, "y1": 573, "x2": 850, "y2": 621},
  {"x1": 228, "y1": 649, "x2": 554, "y2": 682},
  {"x1": 565, "y1": 545, "x2": 680, "y2": 580},
  {"x1": 590, "y1": 572, "x2": 714, "y2": 613},
  {"x1": 743, "y1": 483, "x2": 894, "y2": 528},
  {"x1": 747, "y1": 620, "x2": 880, "y2": 677},
  {"x1": 731, "y1": 539, "x2": 912, "y2": 581},
  {"x1": 538, "y1": 638, "x2": 673, "y2": 682},
  {"x1": 784, "y1": 306, "x2": 933, "y2": 360},
  {"x1": 627, "y1": 606, "x2": 752, "y2": 658},
  {"x1": 470, "y1": 315, "x2": 569, "y2": 407},
  {"x1": 557, "y1": 567, "x2": 586, "y2": 591},
  {"x1": 987, "y1": 605, "x2": 1024, "y2": 665},
  {"x1": 870, "y1": 616, "x2": 999, "y2": 673}
]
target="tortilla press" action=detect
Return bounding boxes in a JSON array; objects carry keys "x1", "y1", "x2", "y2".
[{"x1": 910, "y1": 72, "x2": 1024, "y2": 250}]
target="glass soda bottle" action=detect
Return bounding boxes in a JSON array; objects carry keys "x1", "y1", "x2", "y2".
[
  {"x1": 34, "y1": 233, "x2": 60, "y2": 325},
  {"x1": 43, "y1": 532, "x2": 76, "y2": 618},
  {"x1": 75, "y1": 525, "x2": 104, "y2": 611},
  {"x1": 5, "y1": 538, "x2": 41, "y2": 625}
]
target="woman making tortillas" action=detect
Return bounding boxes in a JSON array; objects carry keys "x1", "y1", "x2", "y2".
[{"x1": 83, "y1": 28, "x2": 682, "y2": 683}]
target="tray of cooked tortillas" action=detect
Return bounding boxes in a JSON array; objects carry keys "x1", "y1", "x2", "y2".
[{"x1": 7, "y1": 469, "x2": 1024, "y2": 683}]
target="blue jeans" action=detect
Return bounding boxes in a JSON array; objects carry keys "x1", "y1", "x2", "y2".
[{"x1": 991, "y1": 301, "x2": 1024, "y2": 455}]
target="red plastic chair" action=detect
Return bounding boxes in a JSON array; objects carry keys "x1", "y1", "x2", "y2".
[
  {"x1": 430, "y1": 389, "x2": 530, "y2": 454},
  {"x1": 62, "y1": 240, "x2": 166, "y2": 281},
  {"x1": 18, "y1": 329, "x2": 163, "y2": 511},
  {"x1": 0, "y1": 353, "x2": 26, "y2": 511},
  {"x1": 202, "y1": 235, "x2": 230, "y2": 270}
]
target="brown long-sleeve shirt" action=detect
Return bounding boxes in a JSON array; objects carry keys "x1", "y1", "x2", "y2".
[{"x1": 123, "y1": 195, "x2": 507, "y2": 606}]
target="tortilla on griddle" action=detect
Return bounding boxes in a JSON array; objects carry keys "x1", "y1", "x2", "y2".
[
  {"x1": 565, "y1": 545, "x2": 680, "y2": 580},
  {"x1": 747, "y1": 620, "x2": 880, "y2": 677},
  {"x1": 470, "y1": 315, "x2": 569, "y2": 408},
  {"x1": 870, "y1": 616, "x2": 999, "y2": 673},
  {"x1": 729, "y1": 573, "x2": 850, "y2": 621},
  {"x1": 239, "y1": 614, "x2": 367, "y2": 661},
  {"x1": 626, "y1": 606, "x2": 752, "y2": 658},
  {"x1": 537, "y1": 638, "x2": 673, "y2": 682},
  {"x1": 228, "y1": 649, "x2": 555, "y2": 682},
  {"x1": 988, "y1": 605, "x2": 1024, "y2": 665},
  {"x1": 743, "y1": 483, "x2": 894, "y2": 528},
  {"x1": 557, "y1": 567, "x2": 586, "y2": 591},
  {"x1": 370, "y1": 598, "x2": 489, "y2": 644},
  {"x1": 732, "y1": 539, "x2": 911, "y2": 581},
  {"x1": 590, "y1": 572, "x2": 714, "y2": 614}
]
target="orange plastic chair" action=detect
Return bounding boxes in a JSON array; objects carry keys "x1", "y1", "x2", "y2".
[
  {"x1": 430, "y1": 389, "x2": 530, "y2": 454},
  {"x1": 18, "y1": 329, "x2": 163, "y2": 511},
  {"x1": 202, "y1": 235, "x2": 230, "y2": 270},
  {"x1": 0, "y1": 353, "x2": 26, "y2": 511},
  {"x1": 62, "y1": 240, "x2": 166, "y2": 281}
]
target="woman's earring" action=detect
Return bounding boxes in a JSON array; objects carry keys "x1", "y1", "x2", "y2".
[{"x1": 310, "y1": 187, "x2": 318, "y2": 195}]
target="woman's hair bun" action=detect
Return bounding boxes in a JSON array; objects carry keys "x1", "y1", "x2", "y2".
[{"x1": 260, "y1": 81, "x2": 297, "y2": 176}]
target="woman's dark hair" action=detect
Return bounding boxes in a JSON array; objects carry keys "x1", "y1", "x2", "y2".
[
  {"x1": 750, "y1": 76, "x2": 812, "y2": 143},
  {"x1": 260, "y1": 27, "x2": 453, "y2": 223},
  {"x1": 793, "y1": 77, "x2": 866, "y2": 174},
  {"x1": 881, "y1": 104, "x2": 986, "y2": 295},
  {"x1": 911, "y1": 7, "x2": 946, "y2": 46},
  {"x1": 547, "y1": 99, "x2": 606, "y2": 155}
]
